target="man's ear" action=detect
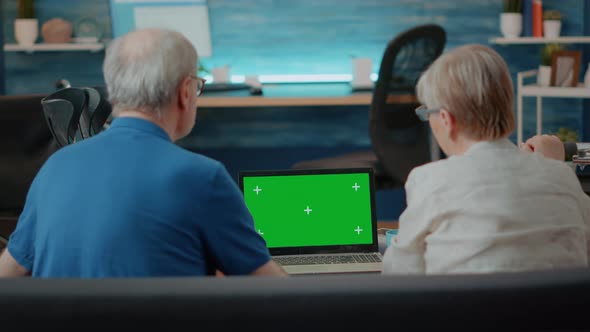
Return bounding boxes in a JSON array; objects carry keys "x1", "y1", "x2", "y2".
[
  {"x1": 439, "y1": 108, "x2": 457, "y2": 139},
  {"x1": 177, "y1": 77, "x2": 192, "y2": 111}
]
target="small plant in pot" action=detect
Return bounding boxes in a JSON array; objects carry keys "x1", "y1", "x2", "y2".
[
  {"x1": 538, "y1": 43, "x2": 564, "y2": 86},
  {"x1": 14, "y1": 0, "x2": 38, "y2": 46},
  {"x1": 543, "y1": 10, "x2": 561, "y2": 39},
  {"x1": 198, "y1": 62, "x2": 209, "y2": 76},
  {"x1": 500, "y1": 0, "x2": 523, "y2": 38},
  {"x1": 552, "y1": 127, "x2": 579, "y2": 162}
]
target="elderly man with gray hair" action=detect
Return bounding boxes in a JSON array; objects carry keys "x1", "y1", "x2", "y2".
[
  {"x1": 0, "y1": 28, "x2": 286, "y2": 277},
  {"x1": 383, "y1": 44, "x2": 590, "y2": 275}
]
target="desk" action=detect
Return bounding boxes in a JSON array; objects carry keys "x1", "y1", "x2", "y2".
[
  {"x1": 377, "y1": 221, "x2": 398, "y2": 230},
  {"x1": 198, "y1": 83, "x2": 417, "y2": 108}
]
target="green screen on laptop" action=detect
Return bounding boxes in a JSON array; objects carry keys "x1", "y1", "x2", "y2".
[{"x1": 241, "y1": 170, "x2": 374, "y2": 249}]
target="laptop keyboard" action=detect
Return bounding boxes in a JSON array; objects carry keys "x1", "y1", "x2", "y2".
[{"x1": 274, "y1": 254, "x2": 382, "y2": 266}]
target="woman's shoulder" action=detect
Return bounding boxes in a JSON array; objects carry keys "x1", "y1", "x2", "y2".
[{"x1": 405, "y1": 157, "x2": 460, "y2": 190}]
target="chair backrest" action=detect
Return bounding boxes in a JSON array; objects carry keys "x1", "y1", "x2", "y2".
[
  {"x1": 86, "y1": 86, "x2": 112, "y2": 136},
  {"x1": 41, "y1": 87, "x2": 112, "y2": 147},
  {"x1": 41, "y1": 88, "x2": 87, "y2": 147},
  {"x1": 370, "y1": 24, "x2": 446, "y2": 185}
]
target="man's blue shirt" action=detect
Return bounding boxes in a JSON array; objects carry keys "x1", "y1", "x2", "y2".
[{"x1": 8, "y1": 117, "x2": 271, "y2": 277}]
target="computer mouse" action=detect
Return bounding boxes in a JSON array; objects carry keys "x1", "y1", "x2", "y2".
[{"x1": 249, "y1": 88, "x2": 263, "y2": 96}]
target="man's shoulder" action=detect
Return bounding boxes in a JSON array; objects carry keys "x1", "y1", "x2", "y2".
[
  {"x1": 40, "y1": 138, "x2": 91, "y2": 169},
  {"x1": 168, "y1": 145, "x2": 222, "y2": 169},
  {"x1": 42, "y1": 134, "x2": 224, "y2": 181},
  {"x1": 159, "y1": 146, "x2": 230, "y2": 188}
]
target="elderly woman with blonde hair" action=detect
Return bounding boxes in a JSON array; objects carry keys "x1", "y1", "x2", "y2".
[{"x1": 382, "y1": 44, "x2": 590, "y2": 274}]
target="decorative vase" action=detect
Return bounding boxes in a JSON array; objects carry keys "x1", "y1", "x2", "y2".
[
  {"x1": 543, "y1": 20, "x2": 561, "y2": 38},
  {"x1": 500, "y1": 13, "x2": 523, "y2": 38},
  {"x1": 538, "y1": 65, "x2": 551, "y2": 86},
  {"x1": 41, "y1": 18, "x2": 73, "y2": 43},
  {"x1": 14, "y1": 18, "x2": 38, "y2": 46}
]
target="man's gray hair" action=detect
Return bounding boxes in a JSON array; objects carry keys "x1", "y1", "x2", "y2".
[
  {"x1": 103, "y1": 28, "x2": 198, "y2": 116},
  {"x1": 416, "y1": 44, "x2": 515, "y2": 140}
]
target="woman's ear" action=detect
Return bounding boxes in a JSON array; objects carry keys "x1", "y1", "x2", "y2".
[{"x1": 439, "y1": 108, "x2": 457, "y2": 139}]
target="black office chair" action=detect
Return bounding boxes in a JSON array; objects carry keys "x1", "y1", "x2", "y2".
[
  {"x1": 41, "y1": 86, "x2": 112, "y2": 147},
  {"x1": 41, "y1": 88, "x2": 86, "y2": 147},
  {"x1": 292, "y1": 24, "x2": 446, "y2": 189},
  {"x1": 80, "y1": 86, "x2": 112, "y2": 138}
]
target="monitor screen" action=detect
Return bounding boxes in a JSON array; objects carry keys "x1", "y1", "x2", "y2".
[
  {"x1": 109, "y1": 0, "x2": 212, "y2": 57},
  {"x1": 240, "y1": 169, "x2": 375, "y2": 249}
]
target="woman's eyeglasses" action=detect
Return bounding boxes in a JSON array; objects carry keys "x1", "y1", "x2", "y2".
[
  {"x1": 415, "y1": 105, "x2": 440, "y2": 121},
  {"x1": 189, "y1": 75, "x2": 207, "y2": 96}
]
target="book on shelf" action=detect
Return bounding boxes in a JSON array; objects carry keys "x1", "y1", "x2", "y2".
[
  {"x1": 532, "y1": 0, "x2": 543, "y2": 37},
  {"x1": 523, "y1": 0, "x2": 533, "y2": 37}
]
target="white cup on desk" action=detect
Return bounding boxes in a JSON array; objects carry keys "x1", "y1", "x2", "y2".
[
  {"x1": 386, "y1": 229, "x2": 398, "y2": 247},
  {"x1": 211, "y1": 65, "x2": 230, "y2": 83},
  {"x1": 351, "y1": 57, "x2": 374, "y2": 90}
]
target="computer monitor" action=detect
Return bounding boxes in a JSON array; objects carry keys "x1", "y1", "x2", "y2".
[{"x1": 109, "y1": 0, "x2": 213, "y2": 57}]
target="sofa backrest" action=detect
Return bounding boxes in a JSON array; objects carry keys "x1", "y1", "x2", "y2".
[
  {"x1": 0, "y1": 268, "x2": 588, "y2": 330},
  {"x1": 0, "y1": 94, "x2": 57, "y2": 214}
]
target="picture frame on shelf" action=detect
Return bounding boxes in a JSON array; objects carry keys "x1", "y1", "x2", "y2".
[{"x1": 550, "y1": 50, "x2": 581, "y2": 87}]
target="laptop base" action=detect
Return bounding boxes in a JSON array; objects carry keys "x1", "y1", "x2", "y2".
[
  {"x1": 282, "y1": 263, "x2": 382, "y2": 275},
  {"x1": 277, "y1": 253, "x2": 383, "y2": 275}
]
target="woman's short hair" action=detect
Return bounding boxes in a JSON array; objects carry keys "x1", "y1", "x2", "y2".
[
  {"x1": 416, "y1": 44, "x2": 515, "y2": 140},
  {"x1": 103, "y1": 28, "x2": 198, "y2": 117}
]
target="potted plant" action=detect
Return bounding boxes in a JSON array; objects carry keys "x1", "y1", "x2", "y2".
[
  {"x1": 552, "y1": 127, "x2": 579, "y2": 162},
  {"x1": 500, "y1": 0, "x2": 523, "y2": 39},
  {"x1": 554, "y1": 127, "x2": 578, "y2": 143},
  {"x1": 543, "y1": 10, "x2": 561, "y2": 38},
  {"x1": 537, "y1": 43, "x2": 564, "y2": 86},
  {"x1": 14, "y1": 0, "x2": 38, "y2": 46},
  {"x1": 198, "y1": 62, "x2": 209, "y2": 76}
]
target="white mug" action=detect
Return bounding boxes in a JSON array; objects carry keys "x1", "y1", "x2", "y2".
[
  {"x1": 351, "y1": 57, "x2": 373, "y2": 88},
  {"x1": 211, "y1": 65, "x2": 230, "y2": 83},
  {"x1": 385, "y1": 229, "x2": 398, "y2": 247}
]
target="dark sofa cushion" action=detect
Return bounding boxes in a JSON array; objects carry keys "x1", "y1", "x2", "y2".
[{"x1": 0, "y1": 94, "x2": 58, "y2": 214}]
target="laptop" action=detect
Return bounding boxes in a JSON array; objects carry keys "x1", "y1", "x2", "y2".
[{"x1": 239, "y1": 167, "x2": 383, "y2": 275}]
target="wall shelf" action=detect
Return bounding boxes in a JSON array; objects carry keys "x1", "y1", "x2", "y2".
[
  {"x1": 490, "y1": 36, "x2": 590, "y2": 45},
  {"x1": 3, "y1": 43, "x2": 104, "y2": 53},
  {"x1": 520, "y1": 83, "x2": 590, "y2": 98},
  {"x1": 516, "y1": 69, "x2": 590, "y2": 145}
]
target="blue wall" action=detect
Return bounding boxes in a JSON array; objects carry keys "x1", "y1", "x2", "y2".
[
  {"x1": 2, "y1": 0, "x2": 587, "y2": 141},
  {"x1": 1, "y1": 0, "x2": 588, "y2": 219},
  {"x1": 583, "y1": 2, "x2": 590, "y2": 142}
]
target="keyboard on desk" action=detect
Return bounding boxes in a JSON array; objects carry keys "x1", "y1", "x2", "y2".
[{"x1": 273, "y1": 253, "x2": 382, "y2": 266}]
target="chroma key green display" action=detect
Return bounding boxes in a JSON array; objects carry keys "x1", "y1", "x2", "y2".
[{"x1": 242, "y1": 172, "x2": 373, "y2": 248}]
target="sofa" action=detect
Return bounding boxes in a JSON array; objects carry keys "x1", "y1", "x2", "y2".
[
  {"x1": 0, "y1": 94, "x2": 58, "y2": 219},
  {"x1": 0, "y1": 268, "x2": 588, "y2": 330}
]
